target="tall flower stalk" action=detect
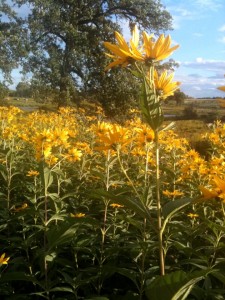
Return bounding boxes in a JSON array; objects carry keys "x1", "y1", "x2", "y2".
[{"x1": 104, "y1": 25, "x2": 180, "y2": 276}]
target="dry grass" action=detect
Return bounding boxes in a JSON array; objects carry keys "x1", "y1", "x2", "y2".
[
  {"x1": 163, "y1": 98, "x2": 225, "y2": 119},
  {"x1": 162, "y1": 98, "x2": 224, "y2": 144}
]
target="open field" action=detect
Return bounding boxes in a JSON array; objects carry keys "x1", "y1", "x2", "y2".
[
  {"x1": 162, "y1": 98, "x2": 223, "y2": 119},
  {"x1": 2, "y1": 96, "x2": 224, "y2": 143}
]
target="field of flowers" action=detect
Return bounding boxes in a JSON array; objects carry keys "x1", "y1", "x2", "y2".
[
  {"x1": 1, "y1": 25, "x2": 225, "y2": 300},
  {"x1": 0, "y1": 105, "x2": 225, "y2": 299}
]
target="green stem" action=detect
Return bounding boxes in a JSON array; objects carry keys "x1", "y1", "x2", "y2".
[
  {"x1": 155, "y1": 131, "x2": 165, "y2": 276},
  {"x1": 139, "y1": 217, "x2": 147, "y2": 299},
  {"x1": 117, "y1": 148, "x2": 141, "y2": 200}
]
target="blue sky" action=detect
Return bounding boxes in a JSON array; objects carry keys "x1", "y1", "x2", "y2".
[
  {"x1": 2, "y1": 0, "x2": 225, "y2": 98},
  {"x1": 160, "y1": 0, "x2": 225, "y2": 98}
]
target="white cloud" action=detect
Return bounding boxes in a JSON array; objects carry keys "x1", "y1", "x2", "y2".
[
  {"x1": 193, "y1": 0, "x2": 223, "y2": 11},
  {"x1": 193, "y1": 33, "x2": 203, "y2": 37},
  {"x1": 162, "y1": 4, "x2": 199, "y2": 29},
  {"x1": 182, "y1": 58, "x2": 225, "y2": 73},
  {"x1": 219, "y1": 36, "x2": 225, "y2": 44},
  {"x1": 219, "y1": 25, "x2": 225, "y2": 32},
  {"x1": 163, "y1": 0, "x2": 224, "y2": 30},
  {"x1": 173, "y1": 58, "x2": 225, "y2": 97},
  {"x1": 192, "y1": 86, "x2": 202, "y2": 91}
]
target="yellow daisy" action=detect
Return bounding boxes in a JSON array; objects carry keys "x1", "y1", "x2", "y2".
[
  {"x1": 143, "y1": 32, "x2": 179, "y2": 62},
  {"x1": 0, "y1": 253, "x2": 10, "y2": 265},
  {"x1": 154, "y1": 70, "x2": 181, "y2": 99}
]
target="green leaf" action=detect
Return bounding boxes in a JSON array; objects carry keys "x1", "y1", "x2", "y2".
[
  {"x1": 162, "y1": 198, "x2": 191, "y2": 219},
  {"x1": 49, "y1": 286, "x2": 74, "y2": 293},
  {"x1": 90, "y1": 189, "x2": 151, "y2": 219},
  {"x1": 47, "y1": 223, "x2": 78, "y2": 249},
  {"x1": 145, "y1": 269, "x2": 212, "y2": 300},
  {"x1": 45, "y1": 214, "x2": 66, "y2": 225},
  {"x1": 161, "y1": 198, "x2": 191, "y2": 236},
  {"x1": 0, "y1": 272, "x2": 42, "y2": 287},
  {"x1": 142, "y1": 185, "x2": 153, "y2": 208},
  {"x1": 115, "y1": 268, "x2": 138, "y2": 288},
  {"x1": 139, "y1": 77, "x2": 164, "y2": 131},
  {"x1": 39, "y1": 164, "x2": 53, "y2": 190}
]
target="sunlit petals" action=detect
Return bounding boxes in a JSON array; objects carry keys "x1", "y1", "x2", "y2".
[
  {"x1": 104, "y1": 25, "x2": 144, "y2": 70},
  {"x1": 142, "y1": 31, "x2": 154, "y2": 58},
  {"x1": 0, "y1": 253, "x2": 10, "y2": 265},
  {"x1": 134, "y1": 124, "x2": 155, "y2": 147},
  {"x1": 13, "y1": 203, "x2": 28, "y2": 212},
  {"x1": 64, "y1": 148, "x2": 82, "y2": 162},
  {"x1": 163, "y1": 189, "x2": 184, "y2": 198},
  {"x1": 154, "y1": 70, "x2": 181, "y2": 99},
  {"x1": 45, "y1": 154, "x2": 59, "y2": 166},
  {"x1": 94, "y1": 123, "x2": 132, "y2": 152},
  {"x1": 197, "y1": 186, "x2": 218, "y2": 202},
  {"x1": 187, "y1": 213, "x2": 199, "y2": 219},
  {"x1": 217, "y1": 86, "x2": 225, "y2": 92},
  {"x1": 143, "y1": 32, "x2": 179, "y2": 62},
  {"x1": 70, "y1": 213, "x2": 85, "y2": 218},
  {"x1": 129, "y1": 26, "x2": 143, "y2": 60},
  {"x1": 104, "y1": 42, "x2": 130, "y2": 58},
  {"x1": 197, "y1": 176, "x2": 225, "y2": 203},
  {"x1": 27, "y1": 170, "x2": 40, "y2": 177},
  {"x1": 104, "y1": 42, "x2": 133, "y2": 70},
  {"x1": 115, "y1": 31, "x2": 130, "y2": 52},
  {"x1": 110, "y1": 203, "x2": 124, "y2": 208},
  {"x1": 75, "y1": 142, "x2": 90, "y2": 154},
  {"x1": 213, "y1": 176, "x2": 225, "y2": 193}
]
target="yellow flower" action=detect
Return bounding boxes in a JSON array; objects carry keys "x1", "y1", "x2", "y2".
[
  {"x1": 95, "y1": 124, "x2": 132, "y2": 152},
  {"x1": 110, "y1": 203, "x2": 124, "y2": 208},
  {"x1": 143, "y1": 32, "x2": 179, "y2": 62},
  {"x1": 104, "y1": 25, "x2": 179, "y2": 69},
  {"x1": 134, "y1": 124, "x2": 155, "y2": 147},
  {"x1": 0, "y1": 253, "x2": 10, "y2": 265},
  {"x1": 218, "y1": 86, "x2": 225, "y2": 92},
  {"x1": 70, "y1": 213, "x2": 85, "y2": 218},
  {"x1": 34, "y1": 129, "x2": 52, "y2": 144},
  {"x1": 65, "y1": 148, "x2": 82, "y2": 162},
  {"x1": 217, "y1": 74, "x2": 225, "y2": 92},
  {"x1": 43, "y1": 145, "x2": 52, "y2": 159},
  {"x1": 45, "y1": 154, "x2": 59, "y2": 166},
  {"x1": 104, "y1": 25, "x2": 142, "y2": 70},
  {"x1": 187, "y1": 213, "x2": 199, "y2": 219},
  {"x1": 163, "y1": 190, "x2": 184, "y2": 198},
  {"x1": 154, "y1": 70, "x2": 181, "y2": 99},
  {"x1": 196, "y1": 176, "x2": 225, "y2": 202},
  {"x1": 51, "y1": 128, "x2": 69, "y2": 147},
  {"x1": 75, "y1": 142, "x2": 92, "y2": 155},
  {"x1": 13, "y1": 203, "x2": 28, "y2": 212},
  {"x1": 27, "y1": 170, "x2": 40, "y2": 177}
]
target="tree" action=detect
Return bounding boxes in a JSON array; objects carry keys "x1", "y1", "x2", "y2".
[
  {"x1": 167, "y1": 89, "x2": 187, "y2": 106},
  {"x1": 0, "y1": 82, "x2": 9, "y2": 100},
  {"x1": 0, "y1": 0, "x2": 27, "y2": 82},
  {"x1": 15, "y1": 82, "x2": 32, "y2": 97},
  {"x1": 12, "y1": 0, "x2": 172, "y2": 106}
]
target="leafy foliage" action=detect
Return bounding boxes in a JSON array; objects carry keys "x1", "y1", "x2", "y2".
[
  {"x1": 0, "y1": 0, "x2": 28, "y2": 82},
  {"x1": 6, "y1": 0, "x2": 172, "y2": 106}
]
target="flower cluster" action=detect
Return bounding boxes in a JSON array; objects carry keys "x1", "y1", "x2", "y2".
[
  {"x1": 104, "y1": 25, "x2": 180, "y2": 104},
  {"x1": 104, "y1": 25, "x2": 179, "y2": 68}
]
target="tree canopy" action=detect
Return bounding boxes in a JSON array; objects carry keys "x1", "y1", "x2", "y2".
[
  {"x1": 0, "y1": 0, "x2": 27, "y2": 82},
  {"x1": 1, "y1": 0, "x2": 173, "y2": 108}
]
